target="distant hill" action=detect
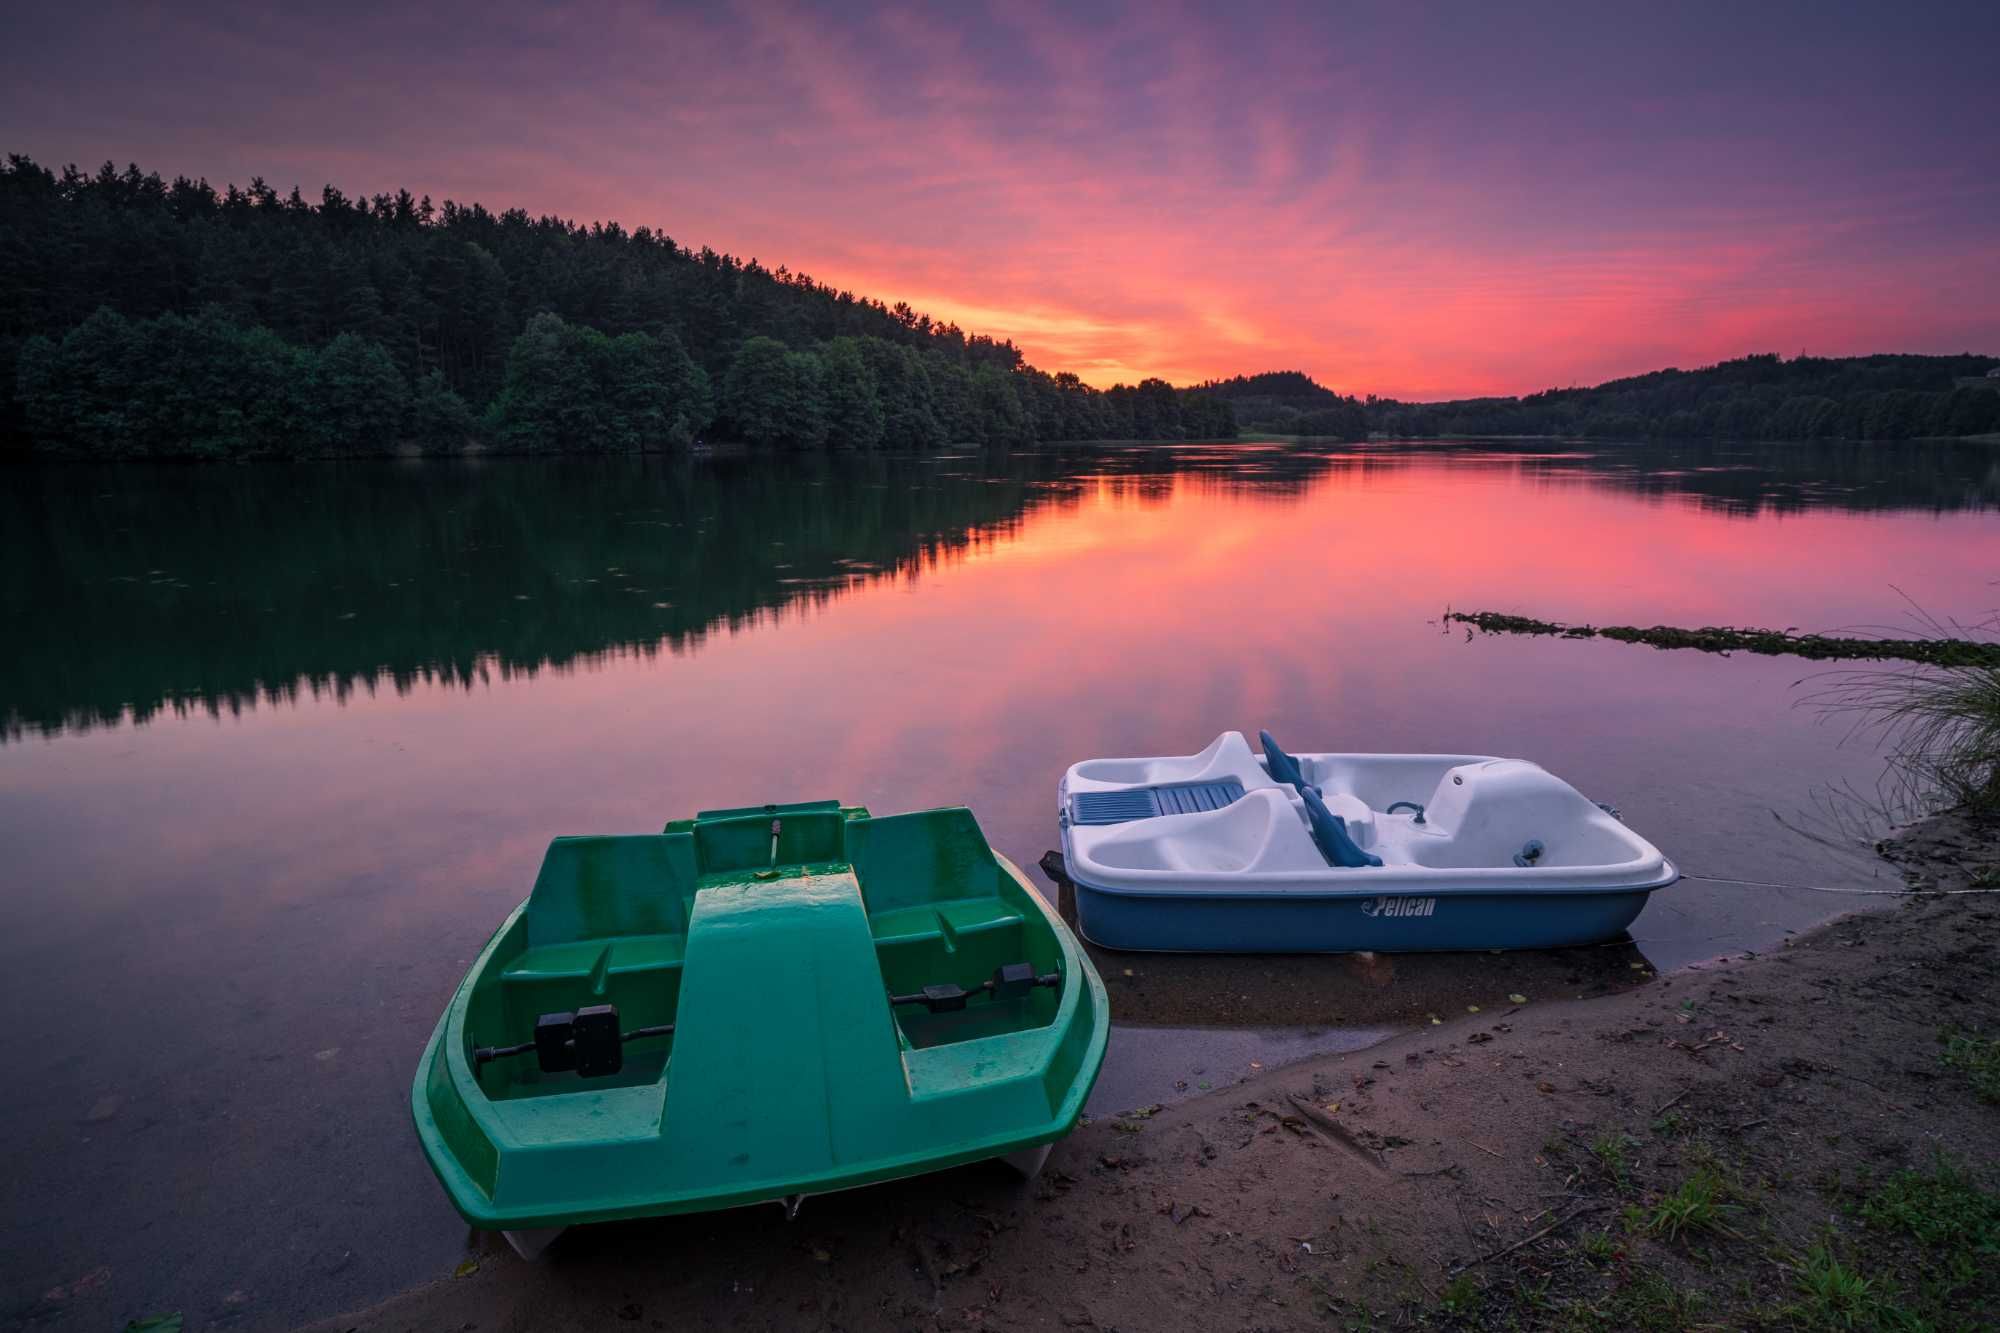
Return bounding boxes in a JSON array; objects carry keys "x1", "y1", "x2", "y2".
[
  {"x1": 1365, "y1": 353, "x2": 2000, "y2": 442},
  {"x1": 1210, "y1": 356, "x2": 2000, "y2": 444},
  {"x1": 1200, "y1": 371, "x2": 1368, "y2": 440}
]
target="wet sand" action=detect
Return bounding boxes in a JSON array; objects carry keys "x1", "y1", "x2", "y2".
[
  {"x1": 289, "y1": 810, "x2": 1998, "y2": 1333},
  {"x1": 1052, "y1": 851, "x2": 1678, "y2": 1116}
]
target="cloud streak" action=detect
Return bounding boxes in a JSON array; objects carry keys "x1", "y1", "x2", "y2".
[{"x1": 2, "y1": 0, "x2": 1995, "y2": 397}]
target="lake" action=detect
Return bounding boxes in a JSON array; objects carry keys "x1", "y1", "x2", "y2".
[{"x1": 4, "y1": 438, "x2": 1996, "y2": 1329}]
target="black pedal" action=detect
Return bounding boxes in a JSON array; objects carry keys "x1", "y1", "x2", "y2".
[
  {"x1": 572, "y1": 1004, "x2": 624, "y2": 1077},
  {"x1": 921, "y1": 983, "x2": 969, "y2": 1013},
  {"x1": 990, "y1": 962, "x2": 1038, "y2": 1001},
  {"x1": 534, "y1": 1011, "x2": 577, "y2": 1073}
]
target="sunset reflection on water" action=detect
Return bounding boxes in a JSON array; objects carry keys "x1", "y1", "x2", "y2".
[{"x1": 1, "y1": 440, "x2": 1994, "y2": 1330}]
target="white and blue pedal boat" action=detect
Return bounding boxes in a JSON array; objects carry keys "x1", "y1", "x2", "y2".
[{"x1": 1057, "y1": 731, "x2": 1676, "y2": 953}]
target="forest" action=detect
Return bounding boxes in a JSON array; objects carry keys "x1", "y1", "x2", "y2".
[
  {"x1": 0, "y1": 156, "x2": 1234, "y2": 459},
  {"x1": 1200, "y1": 371, "x2": 1371, "y2": 440},
  {"x1": 1361, "y1": 353, "x2": 2000, "y2": 442},
  {"x1": 1212, "y1": 359, "x2": 2000, "y2": 444},
  {"x1": 7, "y1": 158, "x2": 1994, "y2": 459}
]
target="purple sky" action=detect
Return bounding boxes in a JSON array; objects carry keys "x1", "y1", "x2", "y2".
[{"x1": 4, "y1": 1, "x2": 1996, "y2": 396}]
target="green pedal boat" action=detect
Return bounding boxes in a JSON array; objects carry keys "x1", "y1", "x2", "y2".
[{"x1": 412, "y1": 800, "x2": 1109, "y2": 1258}]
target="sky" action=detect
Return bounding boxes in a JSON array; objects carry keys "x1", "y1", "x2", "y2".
[{"x1": 3, "y1": 1, "x2": 1998, "y2": 399}]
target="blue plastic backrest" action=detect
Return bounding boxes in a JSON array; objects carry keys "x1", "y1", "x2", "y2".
[
  {"x1": 1070, "y1": 779, "x2": 1246, "y2": 826},
  {"x1": 1300, "y1": 788, "x2": 1382, "y2": 868},
  {"x1": 1152, "y1": 779, "x2": 1245, "y2": 815},
  {"x1": 1069, "y1": 788, "x2": 1163, "y2": 825},
  {"x1": 1258, "y1": 730, "x2": 1318, "y2": 795}
]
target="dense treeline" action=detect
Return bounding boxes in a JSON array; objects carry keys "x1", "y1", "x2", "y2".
[
  {"x1": 1212, "y1": 360, "x2": 2000, "y2": 444},
  {"x1": 0, "y1": 156, "x2": 1233, "y2": 458},
  {"x1": 1364, "y1": 353, "x2": 2000, "y2": 442},
  {"x1": 1200, "y1": 371, "x2": 1370, "y2": 440}
]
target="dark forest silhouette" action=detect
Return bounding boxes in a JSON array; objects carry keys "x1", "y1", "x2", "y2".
[
  {"x1": 4, "y1": 157, "x2": 1995, "y2": 459},
  {"x1": 1209, "y1": 359, "x2": 2000, "y2": 443},
  {"x1": 1360, "y1": 354, "x2": 2000, "y2": 441},
  {"x1": 0, "y1": 157, "x2": 1233, "y2": 459}
]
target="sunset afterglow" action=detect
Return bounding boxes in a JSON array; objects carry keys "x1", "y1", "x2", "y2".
[{"x1": 5, "y1": 2, "x2": 1995, "y2": 397}]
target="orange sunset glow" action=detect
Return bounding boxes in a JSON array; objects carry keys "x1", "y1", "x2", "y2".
[{"x1": 5, "y1": 3, "x2": 1996, "y2": 397}]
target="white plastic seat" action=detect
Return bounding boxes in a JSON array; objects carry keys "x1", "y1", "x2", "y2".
[
  {"x1": 1067, "y1": 731, "x2": 1280, "y2": 794},
  {"x1": 1318, "y1": 792, "x2": 1377, "y2": 849},
  {"x1": 1401, "y1": 759, "x2": 1631, "y2": 869},
  {"x1": 1083, "y1": 789, "x2": 1325, "y2": 874}
]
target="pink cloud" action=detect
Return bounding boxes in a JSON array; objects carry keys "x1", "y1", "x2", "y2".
[{"x1": 4, "y1": 1, "x2": 1994, "y2": 397}]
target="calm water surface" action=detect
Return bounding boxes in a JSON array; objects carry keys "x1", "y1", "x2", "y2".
[{"x1": 4, "y1": 439, "x2": 1996, "y2": 1329}]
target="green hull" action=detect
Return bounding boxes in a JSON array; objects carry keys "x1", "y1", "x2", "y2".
[{"x1": 412, "y1": 801, "x2": 1108, "y2": 1231}]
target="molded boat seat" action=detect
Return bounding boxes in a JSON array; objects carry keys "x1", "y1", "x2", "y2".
[
  {"x1": 866, "y1": 904, "x2": 946, "y2": 946},
  {"x1": 1407, "y1": 759, "x2": 1626, "y2": 869},
  {"x1": 1088, "y1": 789, "x2": 1327, "y2": 875},
  {"x1": 502, "y1": 933, "x2": 687, "y2": 982},
  {"x1": 867, "y1": 900, "x2": 1025, "y2": 946},
  {"x1": 936, "y1": 899, "x2": 1026, "y2": 938},
  {"x1": 1301, "y1": 788, "x2": 1381, "y2": 867},
  {"x1": 1068, "y1": 731, "x2": 1277, "y2": 791},
  {"x1": 1318, "y1": 792, "x2": 1377, "y2": 847}
]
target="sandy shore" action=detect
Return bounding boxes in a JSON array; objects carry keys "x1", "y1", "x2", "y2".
[{"x1": 306, "y1": 810, "x2": 1999, "y2": 1332}]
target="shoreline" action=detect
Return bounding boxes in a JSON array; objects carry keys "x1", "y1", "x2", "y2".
[
  {"x1": 7, "y1": 431, "x2": 1997, "y2": 467},
  {"x1": 296, "y1": 808, "x2": 1998, "y2": 1332}
]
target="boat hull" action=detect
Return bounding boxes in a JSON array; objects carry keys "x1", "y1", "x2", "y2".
[
  {"x1": 413, "y1": 805, "x2": 1109, "y2": 1236},
  {"x1": 1059, "y1": 732, "x2": 1678, "y2": 953},
  {"x1": 1065, "y1": 860, "x2": 1671, "y2": 953}
]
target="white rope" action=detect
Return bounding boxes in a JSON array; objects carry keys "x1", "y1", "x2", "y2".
[{"x1": 1681, "y1": 872, "x2": 1999, "y2": 897}]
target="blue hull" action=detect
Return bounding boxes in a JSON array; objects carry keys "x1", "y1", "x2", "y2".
[{"x1": 1069, "y1": 874, "x2": 1667, "y2": 953}]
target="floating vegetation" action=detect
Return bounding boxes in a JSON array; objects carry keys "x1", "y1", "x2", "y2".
[
  {"x1": 1452, "y1": 603, "x2": 2000, "y2": 816},
  {"x1": 1446, "y1": 610, "x2": 2000, "y2": 668}
]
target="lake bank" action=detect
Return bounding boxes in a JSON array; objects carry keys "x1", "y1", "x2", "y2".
[{"x1": 291, "y1": 809, "x2": 1998, "y2": 1333}]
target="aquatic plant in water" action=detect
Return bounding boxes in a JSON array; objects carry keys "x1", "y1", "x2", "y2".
[
  {"x1": 1805, "y1": 606, "x2": 2000, "y2": 818},
  {"x1": 1444, "y1": 609, "x2": 2000, "y2": 668}
]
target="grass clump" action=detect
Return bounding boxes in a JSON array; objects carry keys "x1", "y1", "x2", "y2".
[
  {"x1": 1553, "y1": 1270, "x2": 1704, "y2": 1333},
  {"x1": 1937, "y1": 1029, "x2": 2000, "y2": 1103},
  {"x1": 1640, "y1": 1169, "x2": 1737, "y2": 1244},
  {"x1": 1437, "y1": 1272, "x2": 1481, "y2": 1317},
  {"x1": 1785, "y1": 1241, "x2": 1890, "y2": 1330},
  {"x1": 1807, "y1": 606, "x2": 2000, "y2": 817},
  {"x1": 1773, "y1": 1158, "x2": 2000, "y2": 1328},
  {"x1": 1861, "y1": 1156, "x2": 2000, "y2": 1256},
  {"x1": 1579, "y1": 1230, "x2": 1621, "y2": 1265},
  {"x1": 1590, "y1": 1131, "x2": 1637, "y2": 1190}
]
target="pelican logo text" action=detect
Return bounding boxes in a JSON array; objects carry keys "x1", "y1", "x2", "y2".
[{"x1": 1360, "y1": 896, "x2": 1437, "y2": 919}]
